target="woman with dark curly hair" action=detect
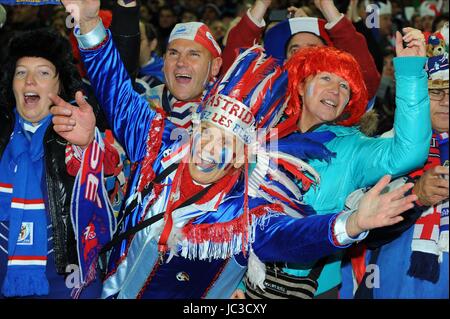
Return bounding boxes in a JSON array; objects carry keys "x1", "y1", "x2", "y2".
[{"x1": 0, "y1": 29, "x2": 103, "y2": 299}]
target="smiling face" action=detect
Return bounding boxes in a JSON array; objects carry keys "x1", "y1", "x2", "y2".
[
  {"x1": 189, "y1": 122, "x2": 244, "y2": 185},
  {"x1": 164, "y1": 39, "x2": 222, "y2": 101},
  {"x1": 13, "y1": 57, "x2": 60, "y2": 124},
  {"x1": 298, "y1": 72, "x2": 351, "y2": 131}
]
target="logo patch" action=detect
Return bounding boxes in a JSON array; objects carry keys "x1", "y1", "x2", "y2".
[
  {"x1": 17, "y1": 222, "x2": 33, "y2": 245},
  {"x1": 176, "y1": 272, "x2": 190, "y2": 282}
]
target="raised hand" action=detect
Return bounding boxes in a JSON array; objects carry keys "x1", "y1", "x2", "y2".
[
  {"x1": 413, "y1": 166, "x2": 449, "y2": 206},
  {"x1": 49, "y1": 91, "x2": 96, "y2": 149},
  {"x1": 346, "y1": 175, "x2": 417, "y2": 237},
  {"x1": 395, "y1": 27, "x2": 427, "y2": 57},
  {"x1": 313, "y1": 0, "x2": 341, "y2": 23},
  {"x1": 250, "y1": 0, "x2": 272, "y2": 23},
  {"x1": 60, "y1": 0, "x2": 100, "y2": 33}
]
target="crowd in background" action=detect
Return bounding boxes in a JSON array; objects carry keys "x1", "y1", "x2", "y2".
[{"x1": 0, "y1": 0, "x2": 449, "y2": 136}]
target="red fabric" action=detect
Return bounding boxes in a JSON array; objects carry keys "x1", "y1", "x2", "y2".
[
  {"x1": 347, "y1": 243, "x2": 367, "y2": 285},
  {"x1": 65, "y1": 130, "x2": 121, "y2": 177},
  {"x1": 221, "y1": 13, "x2": 264, "y2": 75},
  {"x1": 137, "y1": 110, "x2": 166, "y2": 193},
  {"x1": 158, "y1": 159, "x2": 240, "y2": 253},
  {"x1": 327, "y1": 17, "x2": 381, "y2": 99}
]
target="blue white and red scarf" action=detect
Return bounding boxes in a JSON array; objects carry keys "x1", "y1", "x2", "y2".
[
  {"x1": 0, "y1": 111, "x2": 51, "y2": 297},
  {"x1": 70, "y1": 128, "x2": 116, "y2": 298},
  {"x1": 408, "y1": 133, "x2": 449, "y2": 283}
]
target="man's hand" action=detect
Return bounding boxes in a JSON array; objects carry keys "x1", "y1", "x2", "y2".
[
  {"x1": 250, "y1": 0, "x2": 272, "y2": 23},
  {"x1": 346, "y1": 175, "x2": 417, "y2": 237},
  {"x1": 395, "y1": 27, "x2": 427, "y2": 57},
  {"x1": 413, "y1": 166, "x2": 449, "y2": 206},
  {"x1": 49, "y1": 91, "x2": 96, "y2": 149},
  {"x1": 61, "y1": 0, "x2": 100, "y2": 33},
  {"x1": 314, "y1": 0, "x2": 341, "y2": 23}
]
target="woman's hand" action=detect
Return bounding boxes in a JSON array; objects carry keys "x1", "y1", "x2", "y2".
[
  {"x1": 395, "y1": 27, "x2": 427, "y2": 58},
  {"x1": 49, "y1": 91, "x2": 95, "y2": 149},
  {"x1": 346, "y1": 175, "x2": 417, "y2": 237}
]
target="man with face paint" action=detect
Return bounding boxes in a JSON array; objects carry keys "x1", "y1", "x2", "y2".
[{"x1": 50, "y1": 1, "x2": 418, "y2": 297}]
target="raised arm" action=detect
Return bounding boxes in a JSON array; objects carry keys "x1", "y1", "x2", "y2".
[
  {"x1": 62, "y1": 0, "x2": 155, "y2": 162},
  {"x1": 111, "y1": 0, "x2": 140, "y2": 84},
  {"x1": 352, "y1": 28, "x2": 431, "y2": 187},
  {"x1": 221, "y1": 0, "x2": 270, "y2": 74},
  {"x1": 314, "y1": 0, "x2": 381, "y2": 99},
  {"x1": 253, "y1": 175, "x2": 416, "y2": 263}
]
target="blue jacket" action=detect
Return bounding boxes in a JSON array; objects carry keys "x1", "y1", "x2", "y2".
[
  {"x1": 281, "y1": 56, "x2": 431, "y2": 295},
  {"x1": 80, "y1": 31, "x2": 352, "y2": 299}
]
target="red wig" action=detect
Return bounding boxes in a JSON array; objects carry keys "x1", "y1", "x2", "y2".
[{"x1": 284, "y1": 46, "x2": 368, "y2": 127}]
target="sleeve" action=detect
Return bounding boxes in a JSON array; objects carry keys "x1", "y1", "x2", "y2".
[
  {"x1": 351, "y1": 57, "x2": 431, "y2": 187},
  {"x1": 110, "y1": 1, "x2": 140, "y2": 84},
  {"x1": 252, "y1": 213, "x2": 345, "y2": 264},
  {"x1": 327, "y1": 16, "x2": 381, "y2": 99},
  {"x1": 77, "y1": 22, "x2": 156, "y2": 163},
  {"x1": 221, "y1": 12, "x2": 264, "y2": 74}
]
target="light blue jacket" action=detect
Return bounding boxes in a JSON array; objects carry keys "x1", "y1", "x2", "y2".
[{"x1": 281, "y1": 56, "x2": 431, "y2": 295}]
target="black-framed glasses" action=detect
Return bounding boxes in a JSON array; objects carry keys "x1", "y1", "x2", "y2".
[{"x1": 429, "y1": 89, "x2": 449, "y2": 102}]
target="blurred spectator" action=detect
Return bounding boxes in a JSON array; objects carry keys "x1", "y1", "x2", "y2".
[
  {"x1": 210, "y1": 20, "x2": 227, "y2": 48},
  {"x1": 432, "y1": 14, "x2": 449, "y2": 32},
  {"x1": 50, "y1": 6, "x2": 70, "y2": 38},
  {"x1": 420, "y1": 0, "x2": 440, "y2": 32},
  {"x1": 140, "y1": 3, "x2": 153, "y2": 23},
  {"x1": 374, "y1": 50, "x2": 396, "y2": 135},
  {"x1": 201, "y1": 3, "x2": 222, "y2": 26},
  {"x1": 411, "y1": 13, "x2": 423, "y2": 30},
  {"x1": 181, "y1": 8, "x2": 199, "y2": 23},
  {"x1": 158, "y1": 6, "x2": 178, "y2": 53},
  {"x1": 138, "y1": 21, "x2": 164, "y2": 88}
]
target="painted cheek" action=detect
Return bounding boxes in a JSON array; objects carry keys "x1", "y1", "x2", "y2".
[
  {"x1": 306, "y1": 81, "x2": 315, "y2": 98},
  {"x1": 217, "y1": 147, "x2": 233, "y2": 170}
]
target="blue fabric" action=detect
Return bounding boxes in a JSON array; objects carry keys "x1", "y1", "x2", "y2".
[
  {"x1": 0, "y1": 111, "x2": 51, "y2": 297},
  {"x1": 0, "y1": 218, "x2": 103, "y2": 299},
  {"x1": 81, "y1": 30, "x2": 157, "y2": 164},
  {"x1": 280, "y1": 56, "x2": 431, "y2": 295},
  {"x1": 139, "y1": 53, "x2": 165, "y2": 84},
  {"x1": 372, "y1": 225, "x2": 448, "y2": 298},
  {"x1": 0, "y1": 112, "x2": 103, "y2": 298}
]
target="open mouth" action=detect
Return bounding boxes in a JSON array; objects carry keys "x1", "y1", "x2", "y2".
[
  {"x1": 194, "y1": 154, "x2": 217, "y2": 172},
  {"x1": 23, "y1": 92, "x2": 41, "y2": 106},
  {"x1": 175, "y1": 73, "x2": 192, "y2": 84},
  {"x1": 320, "y1": 99, "x2": 337, "y2": 108}
]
